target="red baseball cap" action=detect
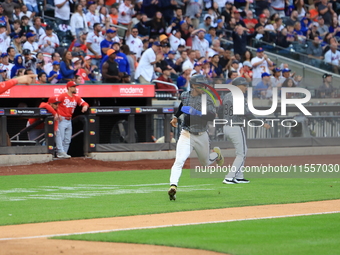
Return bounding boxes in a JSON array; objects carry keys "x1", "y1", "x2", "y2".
[
  {"x1": 259, "y1": 14, "x2": 266, "y2": 18},
  {"x1": 48, "y1": 96, "x2": 61, "y2": 104},
  {"x1": 66, "y1": 81, "x2": 79, "y2": 88}
]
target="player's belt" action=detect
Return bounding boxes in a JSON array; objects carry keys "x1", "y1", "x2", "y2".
[{"x1": 61, "y1": 117, "x2": 72, "y2": 121}]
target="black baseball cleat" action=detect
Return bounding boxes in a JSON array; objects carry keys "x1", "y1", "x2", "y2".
[
  {"x1": 168, "y1": 185, "x2": 177, "y2": 201},
  {"x1": 236, "y1": 178, "x2": 250, "y2": 184},
  {"x1": 222, "y1": 178, "x2": 238, "y2": 184}
]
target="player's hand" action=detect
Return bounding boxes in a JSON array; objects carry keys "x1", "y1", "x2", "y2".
[
  {"x1": 181, "y1": 106, "x2": 202, "y2": 116},
  {"x1": 263, "y1": 123, "x2": 271, "y2": 129},
  {"x1": 15, "y1": 74, "x2": 37, "y2": 85},
  {"x1": 82, "y1": 105, "x2": 88, "y2": 113},
  {"x1": 170, "y1": 117, "x2": 178, "y2": 127}
]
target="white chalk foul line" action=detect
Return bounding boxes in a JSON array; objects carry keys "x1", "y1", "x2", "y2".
[{"x1": 0, "y1": 210, "x2": 339, "y2": 241}]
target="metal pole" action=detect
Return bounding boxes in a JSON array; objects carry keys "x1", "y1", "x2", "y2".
[
  {"x1": 128, "y1": 114, "x2": 135, "y2": 143},
  {"x1": 0, "y1": 116, "x2": 7, "y2": 147}
]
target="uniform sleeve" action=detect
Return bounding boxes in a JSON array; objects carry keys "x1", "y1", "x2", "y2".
[
  {"x1": 0, "y1": 79, "x2": 18, "y2": 95},
  {"x1": 40, "y1": 102, "x2": 58, "y2": 116},
  {"x1": 76, "y1": 96, "x2": 89, "y2": 107}
]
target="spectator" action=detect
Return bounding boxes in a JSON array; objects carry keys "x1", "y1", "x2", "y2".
[
  {"x1": 240, "y1": 61, "x2": 253, "y2": 83},
  {"x1": 121, "y1": 44, "x2": 136, "y2": 80},
  {"x1": 191, "y1": 29, "x2": 209, "y2": 58},
  {"x1": 134, "y1": 41, "x2": 162, "y2": 83},
  {"x1": 221, "y1": 2, "x2": 232, "y2": 25},
  {"x1": 117, "y1": 0, "x2": 135, "y2": 37},
  {"x1": 329, "y1": 16, "x2": 340, "y2": 37},
  {"x1": 177, "y1": 65, "x2": 192, "y2": 92},
  {"x1": 251, "y1": 47, "x2": 273, "y2": 84},
  {"x1": 317, "y1": 16, "x2": 328, "y2": 38},
  {"x1": 38, "y1": 26, "x2": 59, "y2": 54},
  {"x1": 168, "y1": 30, "x2": 186, "y2": 51},
  {"x1": 102, "y1": 49, "x2": 121, "y2": 83},
  {"x1": 204, "y1": 26, "x2": 218, "y2": 46},
  {"x1": 318, "y1": 73, "x2": 335, "y2": 98},
  {"x1": 198, "y1": 16, "x2": 212, "y2": 31},
  {"x1": 281, "y1": 68, "x2": 302, "y2": 85},
  {"x1": 227, "y1": 59, "x2": 240, "y2": 76},
  {"x1": 0, "y1": 69, "x2": 7, "y2": 81},
  {"x1": 19, "y1": 5, "x2": 34, "y2": 27},
  {"x1": 294, "y1": 21, "x2": 306, "y2": 42},
  {"x1": 192, "y1": 62, "x2": 203, "y2": 75},
  {"x1": 30, "y1": 17, "x2": 46, "y2": 42},
  {"x1": 270, "y1": 0, "x2": 285, "y2": 17},
  {"x1": 109, "y1": 5, "x2": 118, "y2": 25},
  {"x1": 233, "y1": 10, "x2": 246, "y2": 27},
  {"x1": 0, "y1": 53, "x2": 13, "y2": 79},
  {"x1": 69, "y1": 31, "x2": 88, "y2": 53},
  {"x1": 19, "y1": 15, "x2": 30, "y2": 37},
  {"x1": 271, "y1": 67, "x2": 284, "y2": 87},
  {"x1": 79, "y1": 0, "x2": 88, "y2": 15},
  {"x1": 318, "y1": 0, "x2": 333, "y2": 26},
  {"x1": 7, "y1": 46, "x2": 15, "y2": 64},
  {"x1": 164, "y1": 50, "x2": 180, "y2": 71},
  {"x1": 44, "y1": 52, "x2": 61, "y2": 76},
  {"x1": 10, "y1": 55, "x2": 24, "y2": 78},
  {"x1": 145, "y1": 12, "x2": 166, "y2": 38},
  {"x1": 125, "y1": 26, "x2": 143, "y2": 60},
  {"x1": 209, "y1": 54, "x2": 223, "y2": 78},
  {"x1": 254, "y1": 72, "x2": 271, "y2": 99},
  {"x1": 300, "y1": 17, "x2": 311, "y2": 36},
  {"x1": 111, "y1": 42, "x2": 130, "y2": 75},
  {"x1": 233, "y1": 26, "x2": 247, "y2": 56},
  {"x1": 185, "y1": 0, "x2": 203, "y2": 29},
  {"x1": 182, "y1": 49, "x2": 196, "y2": 70},
  {"x1": 86, "y1": 1, "x2": 100, "y2": 32},
  {"x1": 285, "y1": 10, "x2": 299, "y2": 27},
  {"x1": 307, "y1": 23, "x2": 320, "y2": 39},
  {"x1": 27, "y1": 97, "x2": 60, "y2": 141},
  {"x1": 324, "y1": 42, "x2": 340, "y2": 73},
  {"x1": 22, "y1": 32, "x2": 38, "y2": 54},
  {"x1": 100, "y1": 28, "x2": 115, "y2": 56},
  {"x1": 243, "y1": 10, "x2": 258, "y2": 35},
  {"x1": 207, "y1": 39, "x2": 224, "y2": 57},
  {"x1": 219, "y1": 46, "x2": 232, "y2": 74},
  {"x1": 307, "y1": 35, "x2": 324, "y2": 66},
  {"x1": 135, "y1": 14, "x2": 150, "y2": 40},
  {"x1": 255, "y1": 13, "x2": 267, "y2": 31},
  {"x1": 242, "y1": 49, "x2": 253, "y2": 62},
  {"x1": 98, "y1": 5, "x2": 110, "y2": 24},
  {"x1": 296, "y1": 0, "x2": 307, "y2": 20},
  {"x1": 2, "y1": 0, "x2": 20, "y2": 22},
  {"x1": 155, "y1": 67, "x2": 176, "y2": 95},
  {"x1": 10, "y1": 19, "x2": 21, "y2": 37},
  {"x1": 54, "y1": 0, "x2": 71, "y2": 25},
  {"x1": 24, "y1": 0, "x2": 39, "y2": 15},
  {"x1": 226, "y1": 70, "x2": 238, "y2": 83},
  {"x1": 0, "y1": 21, "x2": 10, "y2": 55},
  {"x1": 48, "y1": 61, "x2": 62, "y2": 84},
  {"x1": 281, "y1": 78, "x2": 296, "y2": 98},
  {"x1": 70, "y1": 4, "x2": 89, "y2": 39},
  {"x1": 60, "y1": 51, "x2": 78, "y2": 83},
  {"x1": 170, "y1": 8, "x2": 183, "y2": 31},
  {"x1": 12, "y1": 6, "x2": 20, "y2": 23},
  {"x1": 37, "y1": 72, "x2": 47, "y2": 84},
  {"x1": 86, "y1": 23, "x2": 104, "y2": 67}
]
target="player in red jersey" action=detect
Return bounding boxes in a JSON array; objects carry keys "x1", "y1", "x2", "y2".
[{"x1": 55, "y1": 81, "x2": 89, "y2": 159}]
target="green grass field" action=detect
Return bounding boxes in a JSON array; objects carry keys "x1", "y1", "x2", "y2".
[
  {"x1": 0, "y1": 169, "x2": 339, "y2": 225},
  {"x1": 56, "y1": 213, "x2": 340, "y2": 255}
]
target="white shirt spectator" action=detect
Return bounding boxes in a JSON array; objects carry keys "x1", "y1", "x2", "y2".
[
  {"x1": 54, "y1": 0, "x2": 71, "y2": 21},
  {"x1": 112, "y1": 35, "x2": 120, "y2": 43},
  {"x1": 70, "y1": 12, "x2": 88, "y2": 36},
  {"x1": 0, "y1": 32, "x2": 10, "y2": 55},
  {"x1": 271, "y1": 76, "x2": 285, "y2": 87},
  {"x1": 24, "y1": 0, "x2": 38, "y2": 8},
  {"x1": 85, "y1": 12, "x2": 100, "y2": 31},
  {"x1": 134, "y1": 48, "x2": 156, "y2": 82},
  {"x1": 29, "y1": 26, "x2": 46, "y2": 41},
  {"x1": 38, "y1": 33, "x2": 60, "y2": 54},
  {"x1": 192, "y1": 35, "x2": 209, "y2": 58},
  {"x1": 251, "y1": 56, "x2": 271, "y2": 79},
  {"x1": 126, "y1": 34, "x2": 143, "y2": 59},
  {"x1": 324, "y1": 49, "x2": 340, "y2": 66},
  {"x1": 1, "y1": 63, "x2": 14, "y2": 79},
  {"x1": 271, "y1": 0, "x2": 285, "y2": 11},
  {"x1": 182, "y1": 59, "x2": 195, "y2": 70},
  {"x1": 44, "y1": 63, "x2": 53, "y2": 76},
  {"x1": 118, "y1": 3, "x2": 135, "y2": 25},
  {"x1": 86, "y1": 31, "x2": 104, "y2": 57},
  {"x1": 169, "y1": 34, "x2": 186, "y2": 51},
  {"x1": 23, "y1": 41, "x2": 39, "y2": 53}
]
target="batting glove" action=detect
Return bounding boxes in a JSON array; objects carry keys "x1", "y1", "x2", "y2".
[{"x1": 181, "y1": 106, "x2": 202, "y2": 116}]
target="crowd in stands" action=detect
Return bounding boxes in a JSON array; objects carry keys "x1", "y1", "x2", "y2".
[{"x1": 0, "y1": 0, "x2": 338, "y2": 98}]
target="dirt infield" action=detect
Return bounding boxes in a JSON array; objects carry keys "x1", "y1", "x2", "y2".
[
  {"x1": 0, "y1": 155, "x2": 339, "y2": 255},
  {"x1": 0, "y1": 155, "x2": 339, "y2": 176}
]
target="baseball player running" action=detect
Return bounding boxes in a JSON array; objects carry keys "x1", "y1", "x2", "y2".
[
  {"x1": 169, "y1": 74, "x2": 224, "y2": 201},
  {"x1": 221, "y1": 77, "x2": 270, "y2": 184},
  {"x1": 55, "y1": 81, "x2": 89, "y2": 159}
]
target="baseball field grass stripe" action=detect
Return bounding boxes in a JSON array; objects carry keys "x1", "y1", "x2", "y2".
[
  {"x1": 0, "y1": 169, "x2": 339, "y2": 225},
  {"x1": 56, "y1": 213, "x2": 340, "y2": 255},
  {"x1": 1, "y1": 210, "x2": 339, "y2": 241}
]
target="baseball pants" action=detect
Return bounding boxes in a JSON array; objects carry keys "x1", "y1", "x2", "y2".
[
  {"x1": 170, "y1": 129, "x2": 218, "y2": 186},
  {"x1": 55, "y1": 117, "x2": 72, "y2": 154},
  {"x1": 223, "y1": 126, "x2": 247, "y2": 179}
]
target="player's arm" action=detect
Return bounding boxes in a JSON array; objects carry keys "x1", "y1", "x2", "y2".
[
  {"x1": 0, "y1": 75, "x2": 37, "y2": 94},
  {"x1": 41, "y1": 103, "x2": 58, "y2": 116},
  {"x1": 170, "y1": 102, "x2": 183, "y2": 127},
  {"x1": 102, "y1": 62, "x2": 120, "y2": 80}
]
